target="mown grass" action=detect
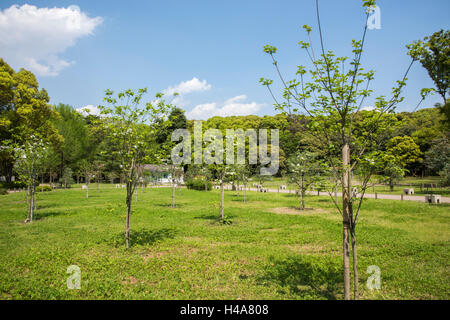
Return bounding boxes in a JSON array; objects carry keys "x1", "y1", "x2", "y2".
[{"x1": 0, "y1": 185, "x2": 449, "y2": 300}]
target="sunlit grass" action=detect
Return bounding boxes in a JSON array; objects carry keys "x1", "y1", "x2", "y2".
[{"x1": 0, "y1": 184, "x2": 448, "y2": 299}]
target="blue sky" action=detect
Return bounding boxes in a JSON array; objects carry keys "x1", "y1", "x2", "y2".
[{"x1": 1, "y1": 0, "x2": 449, "y2": 119}]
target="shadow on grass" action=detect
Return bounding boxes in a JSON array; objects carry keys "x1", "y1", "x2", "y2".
[
  {"x1": 259, "y1": 255, "x2": 342, "y2": 300},
  {"x1": 34, "y1": 210, "x2": 67, "y2": 220},
  {"x1": 281, "y1": 193, "x2": 298, "y2": 198},
  {"x1": 194, "y1": 213, "x2": 236, "y2": 221},
  {"x1": 425, "y1": 202, "x2": 450, "y2": 208},
  {"x1": 153, "y1": 202, "x2": 187, "y2": 208},
  {"x1": 34, "y1": 202, "x2": 60, "y2": 209},
  {"x1": 110, "y1": 228, "x2": 177, "y2": 247}
]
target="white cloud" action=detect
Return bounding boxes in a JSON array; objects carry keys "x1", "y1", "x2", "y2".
[
  {"x1": 161, "y1": 77, "x2": 211, "y2": 108},
  {"x1": 361, "y1": 105, "x2": 375, "y2": 111},
  {"x1": 0, "y1": 4, "x2": 102, "y2": 76},
  {"x1": 161, "y1": 80, "x2": 261, "y2": 120},
  {"x1": 163, "y1": 77, "x2": 211, "y2": 96},
  {"x1": 186, "y1": 95, "x2": 263, "y2": 120},
  {"x1": 186, "y1": 103, "x2": 218, "y2": 120},
  {"x1": 224, "y1": 95, "x2": 247, "y2": 105},
  {"x1": 76, "y1": 105, "x2": 101, "y2": 116}
]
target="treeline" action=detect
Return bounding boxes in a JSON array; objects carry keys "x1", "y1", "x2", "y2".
[
  {"x1": 1, "y1": 57, "x2": 449, "y2": 187},
  {"x1": 195, "y1": 107, "x2": 448, "y2": 178}
]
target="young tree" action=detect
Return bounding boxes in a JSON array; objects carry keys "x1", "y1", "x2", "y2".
[
  {"x1": 79, "y1": 159, "x2": 94, "y2": 199},
  {"x1": 200, "y1": 164, "x2": 213, "y2": 192},
  {"x1": 213, "y1": 164, "x2": 234, "y2": 220},
  {"x1": 13, "y1": 137, "x2": 48, "y2": 223},
  {"x1": 99, "y1": 88, "x2": 170, "y2": 249},
  {"x1": 235, "y1": 164, "x2": 251, "y2": 202},
  {"x1": 60, "y1": 167, "x2": 74, "y2": 189},
  {"x1": 169, "y1": 163, "x2": 183, "y2": 208},
  {"x1": 41, "y1": 147, "x2": 60, "y2": 186},
  {"x1": 260, "y1": 0, "x2": 425, "y2": 299},
  {"x1": 107, "y1": 171, "x2": 117, "y2": 185},
  {"x1": 379, "y1": 154, "x2": 406, "y2": 192},
  {"x1": 287, "y1": 151, "x2": 323, "y2": 210},
  {"x1": 93, "y1": 160, "x2": 105, "y2": 192}
]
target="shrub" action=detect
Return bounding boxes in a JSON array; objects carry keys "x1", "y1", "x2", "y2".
[
  {"x1": 36, "y1": 185, "x2": 52, "y2": 192},
  {"x1": 0, "y1": 187, "x2": 7, "y2": 195},
  {"x1": 0, "y1": 181, "x2": 27, "y2": 189},
  {"x1": 185, "y1": 178, "x2": 212, "y2": 191}
]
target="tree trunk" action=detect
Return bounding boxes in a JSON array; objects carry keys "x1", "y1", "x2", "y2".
[
  {"x1": 299, "y1": 175, "x2": 305, "y2": 210},
  {"x1": 25, "y1": 185, "x2": 33, "y2": 223},
  {"x1": 334, "y1": 182, "x2": 338, "y2": 204},
  {"x1": 342, "y1": 143, "x2": 351, "y2": 300},
  {"x1": 300, "y1": 190, "x2": 305, "y2": 210},
  {"x1": 33, "y1": 187, "x2": 37, "y2": 212},
  {"x1": 389, "y1": 178, "x2": 394, "y2": 192},
  {"x1": 244, "y1": 183, "x2": 247, "y2": 203},
  {"x1": 125, "y1": 185, "x2": 132, "y2": 249},
  {"x1": 29, "y1": 186, "x2": 34, "y2": 222},
  {"x1": 171, "y1": 180, "x2": 175, "y2": 208},
  {"x1": 86, "y1": 180, "x2": 89, "y2": 199},
  {"x1": 25, "y1": 177, "x2": 36, "y2": 223},
  {"x1": 351, "y1": 228, "x2": 359, "y2": 300},
  {"x1": 220, "y1": 180, "x2": 224, "y2": 219}
]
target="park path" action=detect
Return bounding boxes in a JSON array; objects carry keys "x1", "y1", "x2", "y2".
[{"x1": 236, "y1": 186, "x2": 450, "y2": 204}]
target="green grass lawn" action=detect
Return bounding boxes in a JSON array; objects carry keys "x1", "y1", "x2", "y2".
[{"x1": 0, "y1": 185, "x2": 449, "y2": 299}]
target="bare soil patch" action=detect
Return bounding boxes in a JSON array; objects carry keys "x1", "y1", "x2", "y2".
[{"x1": 122, "y1": 276, "x2": 141, "y2": 285}]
